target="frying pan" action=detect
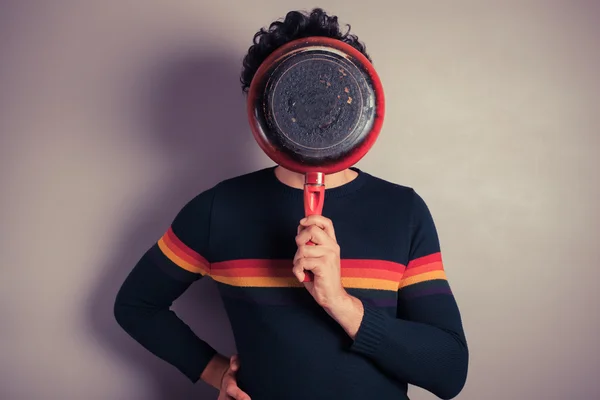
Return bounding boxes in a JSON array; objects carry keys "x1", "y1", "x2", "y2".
[{"x1": 247, "y1": 36, "x2": 385, "y2": 281}]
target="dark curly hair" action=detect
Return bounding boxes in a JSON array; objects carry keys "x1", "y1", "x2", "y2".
[{"x1": 240, "y1": 8, "x2": 371, "y2": 93}]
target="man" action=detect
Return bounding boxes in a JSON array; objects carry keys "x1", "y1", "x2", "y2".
[{"x1": 114, "y1": 8, "x2": 468, "y2": 400}]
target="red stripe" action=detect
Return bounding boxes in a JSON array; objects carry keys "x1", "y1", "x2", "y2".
[
  {"x1": 212, "y1": 267, "x2": 293, "y2": 278},
  {"x1": 165, "y1": 227, "x2": 208, "y2": 265},
  {"x1": 407, "y1": 252, "x2": 442, "y2": 269},
  {"x1": 343, "y1": 268, "x2": 402, "y2": 280},
  {"x1": 211, "y1": 258, "x2": 405, "y2": 279},
  {"x1": 341, "y1": 259, "x2": 406, "y2": 273},
  {"x1": 212, "y1": 259, "x2": 291, "y2": 270},
  {"x1": 402, "y1": 261, "x2": 444, "y2": 278}
]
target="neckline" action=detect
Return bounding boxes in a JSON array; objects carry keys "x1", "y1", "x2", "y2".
[{"x1": 264, "y1": 165, "x2": 369, "y2": 198}]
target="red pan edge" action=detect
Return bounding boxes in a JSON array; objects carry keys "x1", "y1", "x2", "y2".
[{"x1": 247, "y1": 36, "x2": 385, "y2": 175}]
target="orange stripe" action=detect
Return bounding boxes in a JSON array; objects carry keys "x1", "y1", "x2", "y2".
[
  {"x1": 161, "y1": 232, "x2": 207, "y2": 269},
  {"x1": 211, "y1": 275, "x2": 399, "y2": 291},
  {"x1": 212, "y1": 276, "x2": 301, "y2": 287},
  {"x1": 158, "y1": 238, "x2": 209, "y2": 275},
  {"x1": 343, "y1": 268, "x2": 402, "y2": 280},
  {"x1": 407, "y1": 252, "x2": 442, "y2": 268},
  {"x1": 399, "y1": 270, "x2": 447, "y2": 289},
  {"x1": 164, "y1": 228, "x2": 208, "y2": 265},
  {"x1": 341, "y1": 277, "x2": 399, "y2": 291},
  {"x1": 402, "y1": 261, "x2": 444, "y2": 279}
]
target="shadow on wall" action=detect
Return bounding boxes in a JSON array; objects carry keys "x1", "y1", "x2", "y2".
[{"x1": 86, "y1": 51, "x2": 260, "y2": 400}]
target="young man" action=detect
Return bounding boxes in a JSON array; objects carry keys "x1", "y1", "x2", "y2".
[{"x1": 114, "y1": 8, "x2": 469, "y2": 400}]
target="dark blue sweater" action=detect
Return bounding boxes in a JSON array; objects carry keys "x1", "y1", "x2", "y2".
[{"x1": 114, "y1": 167, "x2": 468, "y2": 399}]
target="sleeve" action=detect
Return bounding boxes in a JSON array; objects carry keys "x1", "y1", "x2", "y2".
[
  {"x1": 349, "y1": 191, "x2": 469, "y2": 399},
  {"x1": 113, "y1": 187, "x2": 217, "y2": 383}
]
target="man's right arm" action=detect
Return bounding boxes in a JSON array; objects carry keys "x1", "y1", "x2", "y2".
[{"x1": 113, "y1": 187, "x2": 226, "y2": 385}]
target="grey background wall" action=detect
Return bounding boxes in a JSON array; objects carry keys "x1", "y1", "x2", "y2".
[{"x1": 1, "y1": 1, "x2": 599, "y2": 399}]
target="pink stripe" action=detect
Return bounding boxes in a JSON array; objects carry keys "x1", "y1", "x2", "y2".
[{"x1": 212, "y1": 258, "x2": 405, "y2": 273}]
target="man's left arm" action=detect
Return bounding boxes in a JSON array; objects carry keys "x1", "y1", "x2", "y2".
[
  {"x1": 329, "y1": 258, "x2": 468, "y2": 400},
  {"x1": 294, "y1": 192, "x2": 468, "y2": 400}
]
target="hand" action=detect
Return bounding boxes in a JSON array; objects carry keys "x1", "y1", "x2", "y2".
[
  {"x1": 293, "y1": 215, "x2": 348, "y2": 309},
  {"x1": 218, "y1": 355, "x2": 251, "y2": 400}
]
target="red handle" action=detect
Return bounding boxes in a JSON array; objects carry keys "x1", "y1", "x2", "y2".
[{"x1": 302, "y1": 172, "x2": 325, "y2": 282}]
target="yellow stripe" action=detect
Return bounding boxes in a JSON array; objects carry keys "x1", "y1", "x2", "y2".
[
  {"x1": 212, "y1": 276, "x2": 301, "y2": 287},
  {"x1": 158, "y1": 238, "x2": 208, "y2": 275},
  {"x1": 211, "y1": 275, "x2": 398, "y2": 290},
  {"x1": 343, "y1": 277, "x2": 399, "y2": 291},
  {"x1": 399, "y1": 270, "x2": 447, "y2": 289}
]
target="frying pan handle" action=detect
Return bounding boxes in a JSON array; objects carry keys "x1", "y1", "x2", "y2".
[{"x1": 302, "y1": 172, "x2": 325, "y2": 283}]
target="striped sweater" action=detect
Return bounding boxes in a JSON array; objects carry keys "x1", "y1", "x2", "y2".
[{"x1": 114, "y1": 167, "x2": 469, "y2": 400}]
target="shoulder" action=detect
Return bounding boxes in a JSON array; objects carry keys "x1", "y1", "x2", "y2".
[
  {"x1": 184, "y1": 168, "x2": 271, "y2": 205},
  {"x1": 170, "y1": 168, "x2": 272, "y2": 240},
  {"x1": 361, "y1": 170, "x2": 418, "y2": 204},
  {"x1": 214, "y1": 167, "x2": 272, "y2": 191},
  {"x1": 360, "y1": 170, "x2": 435, "y2": 219},
  {"x1": 364, "y1": 172, "x2": 413, "y2": 193}
]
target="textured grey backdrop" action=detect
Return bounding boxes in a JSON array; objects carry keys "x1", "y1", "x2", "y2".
[{"x1": 1, "y1": 1, "x2": 599, "y2": 399}]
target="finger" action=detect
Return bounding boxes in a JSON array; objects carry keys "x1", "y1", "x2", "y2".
[
  {"x1": 294, "y1": 257, "x2": 322, "y2": 272},
  {"x1": 237, "y1": 391, "x2": 252, "y2": 400},
  {"x1": 230, "y1": 355, "x2": 240, "y2": 372},
  {"x1": 292, "y1": 257, "x2": 323, "y2": 281},
  {"x1": 293, "y1": 244, "x2": 329, "y2": 264},
  {"x1": 292, "y1": 265, "x2": 305, "y2": 282},
  {"x1": 226, "y1": 383, "x2": 251, "y2": 400},
  {"x1": 292, "y1": 258, "x2": 316, "y2": 281},
  {"x1": 295, "y1": 225, "x2": 333, "y2": 246},
  {"x1": 300, "y1": 215, "x2": 336, "y2": 240}
]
